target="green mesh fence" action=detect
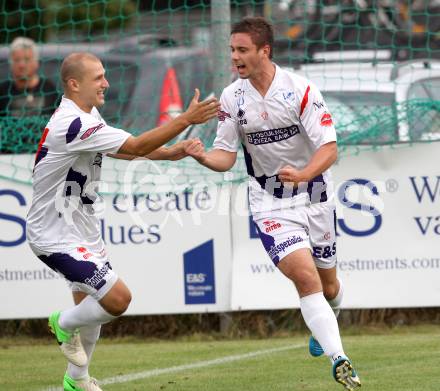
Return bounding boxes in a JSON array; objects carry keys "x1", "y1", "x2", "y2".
[{"x1": 0, "y1": 0, "x2": 440, "y2": 191}]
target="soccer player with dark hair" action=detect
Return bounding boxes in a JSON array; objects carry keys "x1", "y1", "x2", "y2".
[{"x1": 185, "y1": 17, "x2": 361, "y2": 390}]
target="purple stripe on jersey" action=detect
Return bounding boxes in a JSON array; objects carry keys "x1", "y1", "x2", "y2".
[
  {"x1": 38, "y1": 252, "x2": 110, "y2": 290},
  {"x1": 34, "y1": 146, "x2": 48, "y2": 168},
  {"x1": 241, "y1": 143, "x2": 328, "y2": 202},
  {"x1": 66, "y1": 117, "x2": 82, "y2": 144},
  {"x1": 65, "y1": 167, "x2": 95, "y2": 205}
]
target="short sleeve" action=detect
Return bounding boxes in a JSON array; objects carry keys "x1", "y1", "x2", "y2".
[
  {"x1": 298, "y1": 82, "x2": 337, "y2": 148},
  {"x1": 212, "y1": 91, "x2": 240, "y2": 152},
  {"x1": 64, "y1": 114, "x2": 131, "y2": 154}
]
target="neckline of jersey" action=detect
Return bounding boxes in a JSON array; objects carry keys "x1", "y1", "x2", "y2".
[{"x1": 246, "y1": 63, "x2": 280, "y2": 100}]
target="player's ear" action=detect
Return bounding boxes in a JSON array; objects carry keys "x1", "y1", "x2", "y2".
[
  {"x1": 261, "y1": 44, "x2": 271, "y2": 59},
  {"x1": 67, "y1": 78, "x2": 80, "y2": 93}
]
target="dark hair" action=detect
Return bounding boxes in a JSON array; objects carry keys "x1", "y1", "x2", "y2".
[{"x1": 231, "y1": 17, "x2": 274, "y2": 59}]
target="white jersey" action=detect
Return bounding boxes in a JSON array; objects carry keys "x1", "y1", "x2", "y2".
[
  {"x1": 213, "y1": 65, "x2": 337, "y2": 213},
  {"x1": 26, "y1": 96, "x2": 131, "y2": 251}
]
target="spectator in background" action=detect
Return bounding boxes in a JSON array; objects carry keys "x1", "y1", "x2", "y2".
[{"x1": 0, "y1": 37, "x2": 58, "y2": 118}]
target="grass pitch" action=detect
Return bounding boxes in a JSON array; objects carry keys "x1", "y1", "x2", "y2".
[{"x1": 0, "y1": 325, "x2": 439, "y2": 390}]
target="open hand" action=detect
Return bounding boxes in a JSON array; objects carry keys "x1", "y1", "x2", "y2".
[{"x1": 185, "y1": 89, "x2": 220, "y2": 125}]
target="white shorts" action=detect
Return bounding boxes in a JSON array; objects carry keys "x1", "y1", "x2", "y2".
[
  {"x1": 29, "y1": 243, "x2": 118, "y2": 301},
  {"x1": 253, "y1": 201, "x2": 337, "y2": 269}
]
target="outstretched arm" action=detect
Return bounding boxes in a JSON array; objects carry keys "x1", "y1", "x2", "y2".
[
  {"x1": 184, "y1": 139, "x2": 237, "y2": 172},
  {"x1": 108, "y1": 139, "x2": 194, "y2": 161},
  {"x1": 117, "y1": 89, "x2": 220, "y2": 157}
]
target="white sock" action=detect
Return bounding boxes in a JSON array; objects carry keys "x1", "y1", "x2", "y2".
[
  {"x1": 300, "y1": 292, "x2": 345, "y2": 360},
  {"x1": 328, "y1": 278, "x2": 344, "y2": 318},
  {"x1": 59, "y1": 295, "x2": 117, "y2": 330},
  {"x1": 67, "y1": 325, "x2": 101, "y2": 380}
]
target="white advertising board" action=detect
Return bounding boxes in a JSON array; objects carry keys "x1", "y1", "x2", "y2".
[
  {"x1": 0, "y1": 156, "x2": 232, "y2": 319},
  {"x1": 1, "y1": 143, "x2": 439, "y2": 318}
]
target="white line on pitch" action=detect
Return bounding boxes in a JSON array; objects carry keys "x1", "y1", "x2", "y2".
[{"x1": 42, "y1": 343, "x2": 305, "y2": 390}]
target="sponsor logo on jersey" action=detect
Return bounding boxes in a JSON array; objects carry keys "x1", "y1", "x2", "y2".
[
  {"x1": 234, "y1": 88, "x2": 244, "y2": 97},
  {"x1": 246, "y1": 125, "x2": 300, "y2": 145},
  {"x1": 324, "y1": 231, "x2": 331, "y2": 240},
  {"x1": 218, "y1": 110, "x2": 231, "y2": 121},
  {"x1": 237, "y1": 108, "x2": 247, "y2": 125},
  {"x1": 320, "y1": 112, "x2": 333, "y2": 126},
  {"x1": 76, "y1": 246, "x2": 93, "y2": 260},
  {"x1": 261, "y1": 111, "x2": 269, "y2": 120},
  {"x1": 263, "y1": 220, "x2": 282, "y2": 233},
  {"x1": 85, "y1": 262, "x2": 110, "y2": 288},
  {"x1": 80, "y1": 123, "x2": 105, "y2": 140},
  {"x1": 268, "y1": 235, "x2": 304, "y2": 259},
  {"x1": 282, "y1": 91, "x2": 295, "y2": 102},
  {"x1": 313, "y1": 101, "x2": 325, "y2": 110},
  {"x1": 93, "y1": 153, "x2": 103, "y2": 167}
]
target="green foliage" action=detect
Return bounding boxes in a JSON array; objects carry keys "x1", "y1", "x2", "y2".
[{"x1": 0, "y1": 0, "x2": 136, "y2": 43}]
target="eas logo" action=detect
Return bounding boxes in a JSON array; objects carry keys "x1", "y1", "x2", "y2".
[
  {"x1": 263, "y1": 220, "x2": 281, "y2": 233},
  {"x1": 186, "y1": 273, "x2": 206, "y2": 283},
  {"x1": 337, "y1": 178, "x2": 383, "y2": 237}
]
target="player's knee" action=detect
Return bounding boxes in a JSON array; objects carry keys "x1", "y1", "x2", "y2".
[
  {"x1": 116, "y1": 289, "x2": 132, "y2": 315},
  {"x1": 107, "y1": 289, "x2": 132, "y2": 316},
  {"x1": 294, "y1": 271, "x2": 321, "y2": 295},
  {"x1": 322, "y1": 281, "x2": 339, "y2": 301}
]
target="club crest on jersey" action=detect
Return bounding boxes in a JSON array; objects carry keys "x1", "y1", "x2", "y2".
[
  {"x1": 320, "y1": 112, "x2": 333, "y2": 126},
  {"x1": 80, "y1": 123, "x2": 105, "y2": 140},
  {"x1": 261, "y1": 111, "x2": 268, "y2": 120},
  {"x1": 218, "y1": 110, "x2": 231, "y2": 121},
  {"x1": 263, "y1": 220, "x2": 282, "y2": 233},
  {"x1": 235, "y1": 89, "x2": 245, "y2": 106}
]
